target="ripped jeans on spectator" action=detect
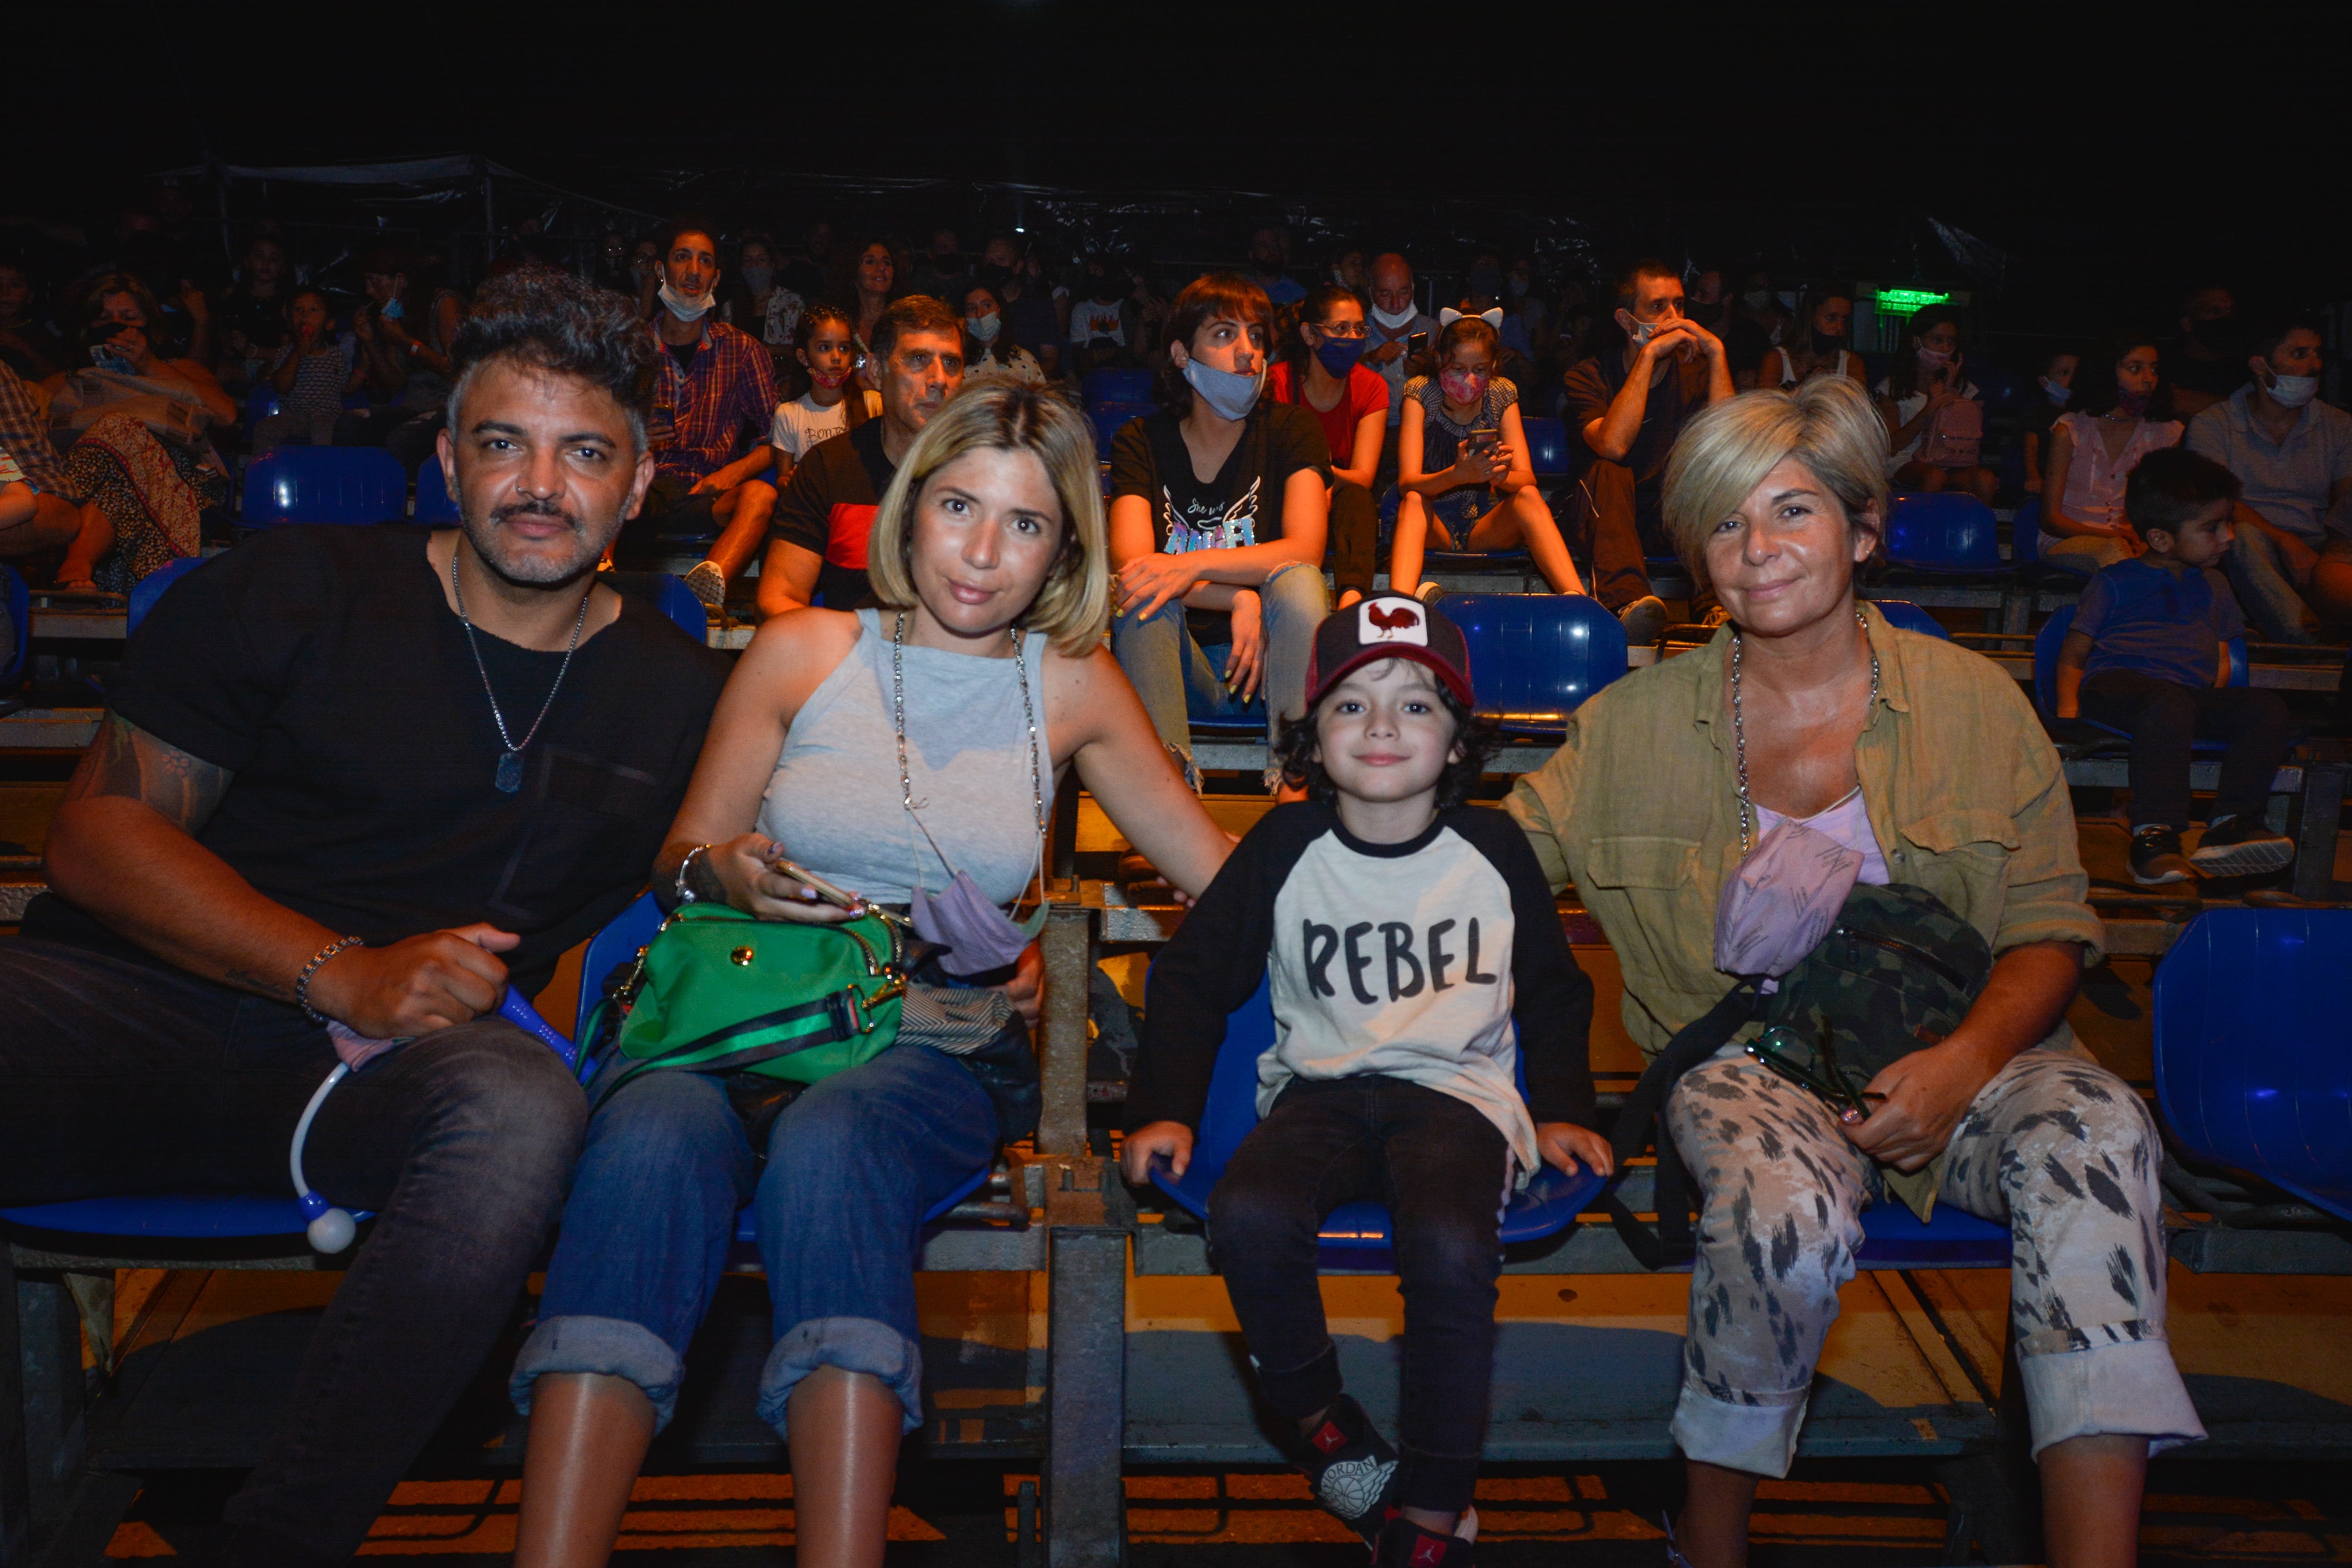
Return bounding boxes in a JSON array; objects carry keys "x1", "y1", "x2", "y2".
[
  {"x1": 1112, "y1": 558, "x2": 1328, "y2": 782},
  {"x1": 1661, "y1": 1044, "x2": 2205, "y2": 1476}
]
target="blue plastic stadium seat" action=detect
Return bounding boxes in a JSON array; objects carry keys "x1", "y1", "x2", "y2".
[
  {"x1": 1, "y1": 564, "x2": 27, "y2": 689},
  {"x1": 1082, "y1": 368, "x2": 1155, "y2": 407},
  {"x1": 2155, "y1": 908, "x2": 2352, "y2": 1223},
  {"x1": 1444, "y1": 591, "x2": 1629, "y2": 739},
  {"x1": 2033, "y1": 603, "x2": 2244, "y2": 751},
  {"x1": 1149, "y1": 975, "x2": 1604, "y2": 1260},
  {"x1": 1854, "y1": 1199, "x2": 2010, "y2": 1266},
  {"x1": 1884, "y1": 491, "x2": 2004, "y2": 574},
  {"x1": 1520, "y1": 415, "x2": 1570, "y2": 478},
  {"x1": 1866, "y1": 599, "x2": 1950, "y2": 640},
  {"x1": 1088, "y1": 401, "x2": 1154, "y2": 454},
  {"x1": 2012, "y1": 497, "x2": 2043, "y2": 566},
  {"x1": 0, "y1": 892, "x2": 988, "y2": 1247},
  {"x1": 413, "y1": 456, "x2": 459, "y2": 525},
  {"x1": 242, "y1": 446, "x2": 406, "y2": 528},
  {"x1": 242, "y1": 384, "x2": 284, "y2": 442},
  {"x1": 127, "y1": 555, "x2": 208, "y2": 634},
  {"x1": 649, "y1": 573, "x2": 709, "y2": 642}
]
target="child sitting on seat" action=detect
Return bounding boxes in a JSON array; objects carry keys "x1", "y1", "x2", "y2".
[
  {"x1": 2055, "y1": 447, "x2": 2299, "y2": 885},
  {"x1": 1122, "y1": 596, "x2": 1609, "y2": 1568},
  {"x1": 1392, "y1": 313, "x2": 1584, "y2": 602}
]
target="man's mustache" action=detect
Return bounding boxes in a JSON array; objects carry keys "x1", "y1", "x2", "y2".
[{"x1": 491, "y1": 500, "x2": 584, "y2": 530}]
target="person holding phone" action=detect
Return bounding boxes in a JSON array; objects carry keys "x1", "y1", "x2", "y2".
[
  {"x1": 1875, "y1": 306, "x2": 1997, "y2": 502},
  {"x1": 1392, "y1": 311, "x2": 1582, "y2": 602}
]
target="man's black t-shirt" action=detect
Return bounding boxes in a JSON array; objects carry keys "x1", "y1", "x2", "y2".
[
  {"x1": 1105, "y1": 402, "x2": 1331, "y2": 642},
  {"x1": 24, "y1": 526, "x2": 728, "y2": 995},
  {"x1": 768, "y1": 419, "x2": 896, "y2": 608},
  {"x1": 1561, "y1": 351, "x2": 1702, "y2": 530}
]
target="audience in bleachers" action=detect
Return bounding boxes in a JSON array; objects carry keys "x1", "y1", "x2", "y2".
[
  {"x1": 1247, "y1": 227, "x2": 1306, "y2": 307},
  {"x1": 1108, "y1": 273, "x2": 1330, "y2": 786},
  {"x1": 2015, "y1": 346, "x2": 2079, "y2": 497},
  {"x1": 259, "y1": 286, "x2": 361, "y2": 449},
  {"x1": 2036, "y1": 333, "x2": 2183, "y2": 575},
  {"x1": 763, "y1": 294, "x2": 965, "y2": 617},
  {"x1": 2165, "y1": 283, "x2": 2244, "y2": 420},
  {"x1": 1761, "y1": 285, "x2": 1867, "y2": 390},
  {"x1": 2185, "y1": 312, "x2": 2352, "y2": 643},
  {"x1": 1268, "y1": 283, "x2": 1387, "y2": 606},
  {"x1": 959, "y1": 279, "x2": 1048, "y2": 389},
  {"x1": 43, "y1": 274, "x2": 236, "y2": 591},
  {"x1": 1562, "y1": 257, "x2": 1735, "y2": 641},
  {"x1": 0, "y1": 261, "x2": 64, "y2": 381},
  {"x1": 1393, "y1": 311, "x2": 1582, "y2": 601},
  {"x1": 340, "y1": 249, "x2": 466, "y2": 472},
  {"x1": 630, "y1": 219, "x2": 781, "y2": 607},
  {"x1": 766, "y1": 302, "x2": 880, "y2": 495},
  {"x1": 1876, "y1": 304, "x2": 1998, "y2": 503},
  {"x1": 1362, "y1": 252, "x2": 1437, "y2": 492},
  {"x1": 1511, "y1": 377, "x2": 2205, "y2": 1568},
  {"x1": 2055, "y1": 448, "x2": 2297, "y2": 884},
  {"x1": 1, "y1": 270, "x2": 731, "y2": 1565}
]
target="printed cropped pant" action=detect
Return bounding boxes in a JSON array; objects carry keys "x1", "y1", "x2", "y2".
[{"x1": 1663, "y1": 1045, "x2": 2206, "y2": 1476}]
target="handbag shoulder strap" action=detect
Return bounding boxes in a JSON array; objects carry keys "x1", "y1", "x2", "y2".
[{"x1": 1603, "y1": 981, "x2": 1758, "y2": 1270}]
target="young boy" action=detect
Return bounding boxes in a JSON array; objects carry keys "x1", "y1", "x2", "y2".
[
  {"x1": 2056, "y1": 446, "x2": 2299, "y2": 884},
  {"x1": 1122, "y1": 596, "x2": 1610, "y2": 1568}
]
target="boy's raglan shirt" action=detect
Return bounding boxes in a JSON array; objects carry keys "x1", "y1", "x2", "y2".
[{"x1": 1129, "y1": 802, "x2": 1597, "y2": 1180}]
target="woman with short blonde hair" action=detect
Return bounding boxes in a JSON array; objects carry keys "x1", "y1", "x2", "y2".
[
  {"x1": 510, "y1": 377, "x2": 1232, "y2": 1568},
  {"x1": 1512, "y1": 381, "x2": 2203, "y2": 1567}
]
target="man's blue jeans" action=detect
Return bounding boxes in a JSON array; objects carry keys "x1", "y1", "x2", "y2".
[
  {"x1": 1110, "y1": 560, "x2": 1328, "y2": 774},
  {"x1": 513, "y1": 1042, "x2": 998, "y2": 1436},
  {"x1": 2226, "y1": 526, "x2": 2328, "y2": 643}
]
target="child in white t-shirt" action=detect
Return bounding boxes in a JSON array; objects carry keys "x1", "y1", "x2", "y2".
[{"x1": 768, "y1": 302, "x2": 882, "y2": 489}]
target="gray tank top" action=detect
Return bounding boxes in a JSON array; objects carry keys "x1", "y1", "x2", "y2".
[{"x1": 756, "y1": 608, "x2": 1051, "y2": 908}]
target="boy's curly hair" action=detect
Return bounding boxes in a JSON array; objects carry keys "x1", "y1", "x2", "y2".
[{"x1": 1273, "y1": 677, "x2": 1500, "y2": 811}]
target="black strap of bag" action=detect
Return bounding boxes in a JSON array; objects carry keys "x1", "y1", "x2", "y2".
[{"x1": 1602, "y1": 982, "x2": 1760, "y2": 1270}]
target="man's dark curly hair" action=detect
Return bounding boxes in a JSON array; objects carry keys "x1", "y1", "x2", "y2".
[
  {"x1": 1273, "y1": 675, "x2": 1500, "y2": 811},
  {"x1": 445, "y1": 270, "x2": 655, "y2": 445}
]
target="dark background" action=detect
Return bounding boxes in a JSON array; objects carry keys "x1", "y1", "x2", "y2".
[{"x1": 9, "y1": 2, "x2": 2342, "y2": 342}]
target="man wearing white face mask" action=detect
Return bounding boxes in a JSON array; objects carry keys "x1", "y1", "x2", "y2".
[
  {"x1": 1562, "y1": 258, "x2": 1733, "y2": 642},
  {"x1": 2186, "y1": 313, "x2": 2352, "y2": 642},
  {"x1": 1364, "y1": 254, "x2": 1437, "y2": 493},
  {"x1": 627, "y1": 217, "x2": 780, "y2": 608}
]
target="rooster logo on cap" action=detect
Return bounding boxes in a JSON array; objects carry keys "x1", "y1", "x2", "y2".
[{"x1": 1367, "y1": 604, "x2": 1420, "y2": 639}]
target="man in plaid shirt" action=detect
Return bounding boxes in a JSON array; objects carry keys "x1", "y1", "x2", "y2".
[{"x1": 630, "y1": 218, "x2": 779, "y2": 606}]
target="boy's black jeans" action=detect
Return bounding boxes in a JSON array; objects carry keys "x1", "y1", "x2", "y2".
[
  {"x1": 2079, "y1": 671, "x2": 2297, "y2": 829},
  {"x1": 1208, "y1": 1074, "x2": 1513, "y2": 1514}
]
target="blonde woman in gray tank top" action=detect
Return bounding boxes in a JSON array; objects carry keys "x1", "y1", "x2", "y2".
[{"x1": 514, "y1": 382, "x2": 1234, "y2": 1568}]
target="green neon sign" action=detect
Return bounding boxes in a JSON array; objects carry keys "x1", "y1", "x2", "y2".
[{"x1": 1874, "y1": 288, "x2": 1951, "y2": 311}]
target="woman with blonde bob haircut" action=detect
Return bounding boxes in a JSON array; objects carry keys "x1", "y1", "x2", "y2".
[
  {"x1": 1509, "y1": 377, "x2": 2203, "y2": 1568},
  {"x1": 509, "y1": 379, "x2": 1233, "y2": 1568}
]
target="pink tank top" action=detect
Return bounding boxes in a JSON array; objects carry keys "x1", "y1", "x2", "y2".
[{"x1": 2052, "y1": 412, "x2": 2183, "y2": 530}]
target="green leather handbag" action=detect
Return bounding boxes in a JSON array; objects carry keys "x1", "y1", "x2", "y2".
[{"x1": 587, "y1": 903, "x2": 907, "y2": 1111}]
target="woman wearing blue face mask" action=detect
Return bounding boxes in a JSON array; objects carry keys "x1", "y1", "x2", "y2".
[
  {"x1": 2017, "y1": 349, "x2": 2080, "y2": 498},
  {"x1": 1106, "y1": 273, "x2": 1332, "y2": 788},
  {"x1": 1269, "y1": 285, "x2": 1387, "y2": 605}
]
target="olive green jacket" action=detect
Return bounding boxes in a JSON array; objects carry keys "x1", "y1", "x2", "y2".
[{"x1": 1505, "y1": 605, "x2": 2105, "y2": 1206}]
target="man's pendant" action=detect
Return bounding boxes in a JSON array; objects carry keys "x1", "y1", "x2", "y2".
[{"x1": 495, "y1": 750, "x2": 524, "y2": 794}]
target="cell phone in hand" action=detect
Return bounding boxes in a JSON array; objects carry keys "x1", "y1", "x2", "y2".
[
  {"x1": 1467, "y1": 427, "x2": 1501, "y2": 454},
  {"x1": 763, "y1": 852, "x2": 863, "y2": 910},
  {"x1": 1406, "y1": 332, "x2": 1429, "y2": 356}
]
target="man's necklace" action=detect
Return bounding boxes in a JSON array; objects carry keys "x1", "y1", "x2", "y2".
[{"x1": 451, "y1": 550, "x2": 590, "y2": 794}]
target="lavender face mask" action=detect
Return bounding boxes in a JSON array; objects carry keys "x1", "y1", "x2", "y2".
[
  {"x1": 911, "y1": 869, "x2": 1049, "y2": 977},
  {"x1": 1714, "y1": 816, "x2": 1864, "y2": 979}
]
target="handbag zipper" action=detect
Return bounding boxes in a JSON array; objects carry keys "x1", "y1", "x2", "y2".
[{"x1": 1831, "y1": 925, "x2": 1973, "y2": 992}]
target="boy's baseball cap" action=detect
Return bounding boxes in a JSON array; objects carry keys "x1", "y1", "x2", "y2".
[{"x1": 1304, "y1": 594, "x2": 1475, "y2": 710}]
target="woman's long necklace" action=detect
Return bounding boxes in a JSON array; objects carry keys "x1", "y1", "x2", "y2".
[
  {"x1": 892, "y1": 611, "x2": 1048, "y2": 855},
  {"x1": 452, "y1": 550, "x2": 589, "y2": 794},
  {"x1": 1730, "y1": 606, "x2": 1879, "y2": 855}
]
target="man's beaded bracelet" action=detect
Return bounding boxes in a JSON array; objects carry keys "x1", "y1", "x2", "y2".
[{"x1": 295, "y1": 935, "x2": 367, "y2": 1026}]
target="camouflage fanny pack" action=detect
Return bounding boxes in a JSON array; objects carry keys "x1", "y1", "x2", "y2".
[{"x1": 1605, "y1": 883, "x2": 1993, "y2": 1268}]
